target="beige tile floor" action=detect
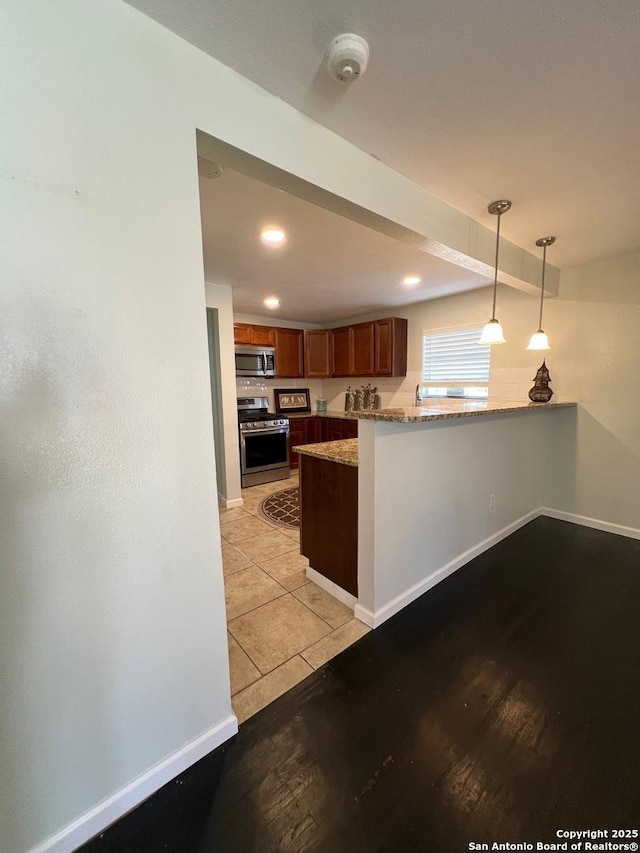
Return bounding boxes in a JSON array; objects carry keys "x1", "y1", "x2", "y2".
[{"x1": 219, "y1": 471, "x2": 370, "y2": 723}]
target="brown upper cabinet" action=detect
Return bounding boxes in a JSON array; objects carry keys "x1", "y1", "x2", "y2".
[
  {"x1": 374, "y1": 317, "x2": 408, "y2": 376},
  {"x1": 233, "y1": 323, "x2": 275, "y2": 347},
  {"x1": 304, "y1": 329, "x2": 332, "y2": 377},
  {"x1": 330, "y1": 317, "x2": 407, "y2": 378},
  {"x1": 352, "y1": 321, "x2": 376, "y2": 376},
  {"x1": 331, "y1": 326, "x2": 353, "y2": 376},
  {"x1": 273, "y1": 327, "x2": 304, "y2": 378},
  {"x1": 234, "y1": 323, "x2": 302, "y2": 378},
  {"x1": 234, "y1": 317, "x2": 407, "y2": 379}
]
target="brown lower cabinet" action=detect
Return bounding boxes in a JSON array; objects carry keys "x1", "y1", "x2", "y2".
[
  {"x1": 288, "y1": 420, "x2": 306, "y2": 470},
  {"x1": 288, "y1": 417, "x2": 358, "y2": 470},
  {"x1": 299, "y1": 454, "x2": 358, "y2": 596}
]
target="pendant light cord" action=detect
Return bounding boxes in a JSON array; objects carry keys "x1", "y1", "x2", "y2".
[
  {"x1": 538, "y1": 243, "x2": 547, "y2": 331},
  {"x1": 492, "y1": 212, "x2": 501, "y2": 320}
]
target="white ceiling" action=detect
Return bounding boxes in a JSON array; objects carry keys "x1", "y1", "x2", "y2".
[
  {"x1": 199, "y1": 168, "x2": 491, "y2": 323},
  {"x1": 129, "y1": 0, "x2": 640, "y2": 268}
]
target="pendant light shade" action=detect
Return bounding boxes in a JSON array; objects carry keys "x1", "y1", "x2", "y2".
[
  {"x1": 479, "y1": 199, "x2": 511, "y2": 346},
  {"x1": 527, "y1": 331, "x2": 550, "y2": 350},
  {"x1": 527, "y1": 236, "x2": 555, "y2": 351},
  {"x1": 479, "y1": 318, "x2": 506, "y2": 345}
]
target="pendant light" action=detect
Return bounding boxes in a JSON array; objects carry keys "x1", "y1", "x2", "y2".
[
  {"x1": 479, "y1": 199, "x2": 511, "y2": 345},
  {"x1": 527, "y1": 236, "x2": 556, "y2": 350}
]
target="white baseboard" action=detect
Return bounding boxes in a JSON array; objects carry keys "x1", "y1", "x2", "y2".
[
  {"x1": 218, "y1": 495, "x2": 244, "y2": 509},
  {"x1": 356, "y1": 509, "x2": 541, "y2": 629},
  {"x1": 353, "y1": 603, "x2": 375, "y2": 627},
  {"x1": 541, "y1": 507, "x2": 640, "y2": 540},
  {"x1": 29, "y1": 714, "x2": 238, "y2": 853},
  {"x1": 306, "y1": 566, "x2": 358, "y2": 610}
]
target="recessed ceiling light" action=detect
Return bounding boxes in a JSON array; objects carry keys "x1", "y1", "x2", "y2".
[
  {"x1": 263, "y1": 297, "x2": 280, "y2": 309},
  {"x1": 403, "y1": 275, "x2": 421, "y2": 286},
  {"x1": 260, "y1": 227, "x2": 287, "y2": 246}
]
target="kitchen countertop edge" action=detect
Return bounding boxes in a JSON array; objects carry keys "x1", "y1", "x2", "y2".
[
  {"x1": 340, "y1": 400, "x2": 576, "y2": 423},
  {"x1": 287, "y1": 401, "x2": 575, "y2": 423},
  {"x1": 287, "y1": 411, "x2": 359, "y2": 421},
  {"x1": 293, "y1": 439, "x2": 359, "y2": 467}
]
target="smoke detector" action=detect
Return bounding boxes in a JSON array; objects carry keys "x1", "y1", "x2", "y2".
[
  {"x1": 197, "y1": 156, "x2": 223, "y2": 180},
  {"x1": 325, "y1": 33, "x2": 370, "y2": 84}
]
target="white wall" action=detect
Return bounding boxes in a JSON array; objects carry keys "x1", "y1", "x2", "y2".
[
  {"x1": 539, "y1": 252, "x2": 640, "y2": 530},
  {"x1": 1, "y1": 4, "x2": 240, "y2": 850},
  {"x1": 356, "y1": 408, "x2": 572, "y2": 624},
  {"x1": 205, "y1": 284, "x2": 242, "y2": 504}
]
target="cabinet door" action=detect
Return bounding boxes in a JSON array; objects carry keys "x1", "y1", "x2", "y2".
[
  {"x1": 304, "y1": 417, "x2": 321, "y2": 444},
  {"x1": 288, "y1": 420, "x2": 306, "y2": 470},
  {"x1": 233, "y1": 323, "x2": 253, "y2": 345},
  {"x1": 374, "y1": 318, "x2": 408, "y2": 377},
  {"x1": 304, "y1": 330, "x2": 331, "y2": 377},
  {"x1": 234, "y1": 323, "x2": 275, "y2": 346},
  {"x1": 327, "y1": 418, "x2": 345, "y2": 442},
  {"x1": 316, "y1": 418, "x2": 329, "y2": 442},
  {"x1": 299, "y1": 455, "x2": 358, "y2": 596},
  {"x1": 331, "y1": 326, "x2": 353, "y2": 376},
  {"x1": 351, "y1": 322, "x2": 375, "y2": 376},
  {"x1": 249, "y1": 325, "x2": 275, "y2": 346},
  {"x1": 343, "y1": 419, "x2": 358, "y2": 439},
  {"x1": 274, "y1": 327, "x2": 304, "y2": 378}
]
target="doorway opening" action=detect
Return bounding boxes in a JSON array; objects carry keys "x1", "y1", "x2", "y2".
[{"x1": 196, "y1": 130, "x2": 491, "y2": 722}]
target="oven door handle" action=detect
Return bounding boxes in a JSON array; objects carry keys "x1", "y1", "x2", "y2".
[{"x1": 242, "y1": 426, "x2": 289, "y2": 437}]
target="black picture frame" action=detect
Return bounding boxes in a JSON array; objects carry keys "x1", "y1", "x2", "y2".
[{"x1": 274, "y1": 388, "x2": 311, "y2": 413}]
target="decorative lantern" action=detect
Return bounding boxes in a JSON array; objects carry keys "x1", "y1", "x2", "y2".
[{"x1": 528, "y1": 360, "x2": 553, "y2": 403}]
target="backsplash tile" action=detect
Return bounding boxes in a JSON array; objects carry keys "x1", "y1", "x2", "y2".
[
  {"x1": 236, "y1": 378, "x2": 325, "y2": 412},
  {"x1": 237, "y1": 368, "x2": 533, "y2": 416}
]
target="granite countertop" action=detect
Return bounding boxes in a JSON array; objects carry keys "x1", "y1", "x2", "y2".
[
  {"x1": 287, "y1": 400, "x2": 575, "y2": 423},
  {"x1": 293, "y1": 439, "x2": 359, "y2": 467},
  {"x1": 288, "y1": 411, "x2": 359, "y2": 421},
  {"x1": 347, "y1": 399, "x2": 576, "y2": 423},
  {"x1": 292, "y1": 400, "x2": 575, "y2": 466}
]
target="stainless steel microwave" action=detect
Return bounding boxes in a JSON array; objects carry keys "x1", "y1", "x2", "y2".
[{"x1": 234, "y1": 345, "x2": 276, "y2": 378}]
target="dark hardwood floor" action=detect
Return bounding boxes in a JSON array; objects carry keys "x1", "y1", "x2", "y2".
[{"x1": 80, "y1": 518, "x2": 640, "y2": 852}]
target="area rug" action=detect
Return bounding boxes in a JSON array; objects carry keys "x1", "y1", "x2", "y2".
[{"x1": 259, "y1": 488, "x2": 300, "y2": 529}]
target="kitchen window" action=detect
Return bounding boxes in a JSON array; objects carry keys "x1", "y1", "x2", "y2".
[{"x1": 421, "y1": 325, "x2": 490, "y2": 399}]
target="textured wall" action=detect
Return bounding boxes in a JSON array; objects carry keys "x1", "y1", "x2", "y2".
[{"x1": 0, "y1": 4, "x2": 237, "y2": 850}]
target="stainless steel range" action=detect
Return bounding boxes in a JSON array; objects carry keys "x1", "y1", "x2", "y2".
[{"x1": 238, "y1": 396, "x2": 290, "y2": 488}]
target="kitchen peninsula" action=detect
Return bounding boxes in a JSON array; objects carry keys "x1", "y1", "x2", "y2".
[
  {"x1": 287, "y1": 411, "x2": 358, "y2": 469},
  {"x1": 295, "y1": 399, "x2": 577, "y2": 628}
]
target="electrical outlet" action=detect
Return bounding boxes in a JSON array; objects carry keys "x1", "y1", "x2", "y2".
[{"x1": 489, "y1": 493, "x2": 496, "y2": 510}]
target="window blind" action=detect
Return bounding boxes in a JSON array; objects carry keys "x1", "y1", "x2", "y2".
[{"x1": 422, "y1": 327, "x2": 490, "y2": 385}]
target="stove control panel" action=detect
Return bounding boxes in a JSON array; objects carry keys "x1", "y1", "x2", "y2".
[{"x1": 241, "y1": 418, "x2": 289, "y2": 431}]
